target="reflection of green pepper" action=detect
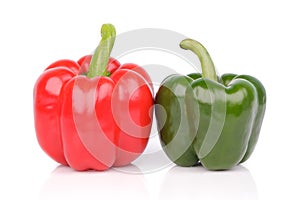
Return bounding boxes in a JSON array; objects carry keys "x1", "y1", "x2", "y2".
[{"x1": 155, "y1": 38, "x2": 266, "y2": 170}]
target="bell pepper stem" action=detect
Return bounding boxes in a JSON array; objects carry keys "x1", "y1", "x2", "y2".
[
  {"x1": 180, "y1": 39, "x2": 217, "y2": 82},
  {"x1": 87, "y1": 24, "x2": 116, "y2": 78}
]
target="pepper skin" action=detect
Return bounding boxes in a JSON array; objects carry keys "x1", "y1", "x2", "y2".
[
  {"x1": 34, "y1": 24, "x2": 153, "y2": 171},
  {"x1": 155, "y1": 39, "x2": 266, "y2": 170}
]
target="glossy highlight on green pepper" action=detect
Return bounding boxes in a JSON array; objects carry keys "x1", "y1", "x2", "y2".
[{"x1": 155, "y1": 38, "x2": 266, "y2": 170}]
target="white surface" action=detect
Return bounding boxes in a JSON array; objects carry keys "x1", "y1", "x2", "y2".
[{"x1": 1, "y1": 0, "x2": 300, "y2": 199}]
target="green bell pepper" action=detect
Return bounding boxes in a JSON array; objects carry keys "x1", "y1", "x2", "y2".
[{"x1": 155, "y1": 38, "x2": 266, "y2": 170}]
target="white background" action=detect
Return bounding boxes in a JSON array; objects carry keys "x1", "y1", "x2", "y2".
[{"x1": 0, "y1": 0, "x2": 299, "y2": 199}]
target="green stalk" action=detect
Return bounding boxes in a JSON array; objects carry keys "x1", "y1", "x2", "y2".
[
  {"x1": 87, "y1": 24, "x2": 116, "y2": 78},
  {"x1": 180, "y1": 39, "x2": 217, "y2": 81}
]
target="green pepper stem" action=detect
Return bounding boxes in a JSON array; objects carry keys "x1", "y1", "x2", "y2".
[
  {"x1": 180, "y1": 39, "x2": 217, "y2": 82},
  {"x1": 87, "y1": 24, "x2": 116, "y2": 78}
]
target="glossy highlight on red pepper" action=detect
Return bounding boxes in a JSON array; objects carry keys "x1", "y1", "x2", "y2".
[{"x1": 34, "y1": 24, "x2": 153, "y2": 171}]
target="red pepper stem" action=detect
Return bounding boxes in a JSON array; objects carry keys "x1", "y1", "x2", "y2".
[
  {"x1": 87, "y1": 24, "x2": 116, "y2": 78},
  {"x1": 180, "y1": 39, "x2": 217, "y2": 82}
]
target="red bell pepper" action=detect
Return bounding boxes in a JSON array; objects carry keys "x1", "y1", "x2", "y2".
[{"x1": 34, "y1": 24, "x2": 153, "y2": 171}]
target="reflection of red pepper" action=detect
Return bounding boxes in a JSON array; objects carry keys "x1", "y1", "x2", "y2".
[{"x1": 34, "y1": 24, "x2": 153, "y2": 171}]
